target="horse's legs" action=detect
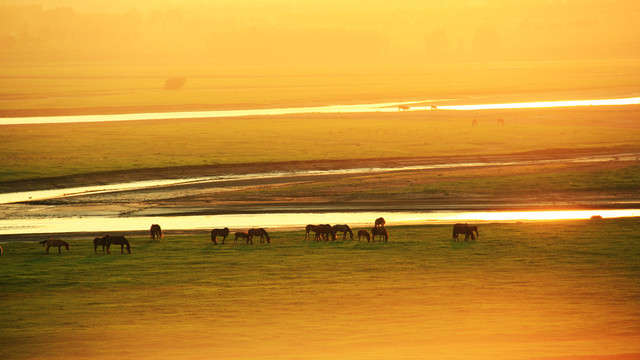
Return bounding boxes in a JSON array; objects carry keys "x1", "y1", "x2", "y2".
[
  {"x1": 45, "y1": 245, "x2": 50, "y2": 254},
  {"x1": 58, "y1": 246, "x2": 61, "y2": 254}
]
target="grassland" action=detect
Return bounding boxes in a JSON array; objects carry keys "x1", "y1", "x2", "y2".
[{"x1": 1, "y1": 220, "x2": 639, "y2": 360}]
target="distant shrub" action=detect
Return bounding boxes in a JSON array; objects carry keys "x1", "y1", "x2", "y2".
[{"x1": 164, "y1": 76, "x2": 187, "y2": 90}]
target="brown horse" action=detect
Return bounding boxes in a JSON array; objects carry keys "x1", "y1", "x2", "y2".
[
  {"x1": 211, "y1": 228, "x2": 230, "y2": 245},
  {"x1": 371, "y1": 226, "x2": 388, "y2": 242},
  {"x1": 357, "y1": 230, "x2": 370, "y2": 242},
  {"x1": 305, "y1": 224, "x2": 319, "y2": 240},
  {"x1": 398, "y1": 105, "x2": 410, "y2": 111},
  {"x1": 314, "y1": 224, "x2": 335, "y2": 241},
  {"x1": 375, "y1": 217, "x2": 386, "y2": 227},
  {"x1": 333, "y1": 224, "x2": 354, "y2": 240},
  {"x1": 96, "y1": 234, "x2": 131, "y2": 254},
  {"x1": 150, "y1": 224, "x2": 163, "y2": 241},
  {"x1": 452, "y1": 223, "x2": 477, "y2": 241},
  {"x1": 93, "y1": 236, "x2": 108, "y2": 254},
  {"x1": 496, "y1": 118, "x2": 505, "y2": 126},
  {"x1": 234, "y1": 232, "x2": 249, "y2": 244},
  {"x1": 0, "y1": 244, "x2": 3, "y2": 256},
  {"x1": 248, "y1": 228, "x2": 271, "y2": 244},
  {"x1": 431, "y1": 105, "x2": 438, "y2": 110},
  {"x1": 39, "y1": 239, "x2": 70, "y2": 254}
]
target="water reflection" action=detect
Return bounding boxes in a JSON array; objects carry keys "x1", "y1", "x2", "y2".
[
  {"x1": 1, "y1": 209, "x2": 637, "y2": 236},
  {"x1": 1, "y1": 96, "x2": 639, "y2": 125}
]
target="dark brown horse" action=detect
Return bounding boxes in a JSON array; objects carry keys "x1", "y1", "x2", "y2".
[
  {"x1": 314, "y1": 224, "x2": 335, "y2": 241},
  {"x1": 150, "y1": 224, "x2": 163, "y2": 241},
  {"x1": 234, "y1": 231, "x2": 249, "y2": 244},
  {"x1": 211, "y1": 228, "x2": 230, "y2": 245},
  {"x1": 305, "y1": 224, "x2": 319, "y2": 240},
  {"x1": 375, "y1": 217, "x2": 386, "y2": 227},
  {"x1": 371, "y1": 226, "x2": 388, "y2": 242},
  {"x1": 333, "y1": 224, "x2": 354, "y2": 240},
  {"x1": 248, "y1": 228, "x2": 271, "y2": 244},
  {"x1": 0, "y1": 244, "x2": 3, "y2": 256},
  {"x1": 452, "y1": 223, "x2": 477, "y2": 241},
  {"x1": 39, "y1": 239, "x2": 69, "y2": 254},
  {"x1": 93, "y1": 236, "x2": 108, "y2": 254},
  {"x1": 357, "y1": 230, "x2": 370, "y2": 242},
  {"x1": 96, "y1": 234, "x2": 131, "y2": 254},
  {"x1": 398, "y1": 105, "x2": 410, "y2": 111}
]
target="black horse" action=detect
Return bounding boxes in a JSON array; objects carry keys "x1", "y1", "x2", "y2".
[
  {"x1": 150, "y1": 224, "x2": 163, "y2": 241},
  {"x1": 248, "y1": 228, "x2": 271, "y2": 244},
  {"x1": 211, "y1": 228, "x2": 230, "y2": 245},
  {"x1": 452, "y1": 223, "x2": 478, "y2": 241},
  {"x1": 333, "y1": 224, "x2": 354, "y2": 240}
]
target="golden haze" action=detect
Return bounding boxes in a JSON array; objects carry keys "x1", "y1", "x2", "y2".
[{"x1": 1, "y1": 0, "x2": 639, "y2": 71}]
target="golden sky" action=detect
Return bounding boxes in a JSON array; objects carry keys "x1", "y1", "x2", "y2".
[{"x1": 1, "y1": 0, "x2": 639, "y2": 70}]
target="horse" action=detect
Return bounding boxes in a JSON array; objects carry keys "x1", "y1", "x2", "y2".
[
  {"x1": 452, "y1": 223, "x2": 477, "y2": 241},
  {"x1": 248, "y1": 228, "x2": 271, "y2": 244},
  {"x1": 496, "y1": 118, "x2": 505, "y2": 126},
  {"x1": 431, "y1": 105, "x2": 438, "y2": 110},
  {"x1": 375, "y1": 217, "x2": 386, "y2": 227},
  {"x1": 39, "y1": 239, "x2": 69, "y2": 254},
  {"x1": 211, "y1": 228, "x2": 230, "y2": 245},
  {"x1": 357, "y1": 230, "x2": 370, "y2": 242},
  {"x1": 150, "y1": 224, "x2": 163, "y2": 241},
  {"x1": 314, "y1": 224, "x2": 336, "y2": 241},
  {"x1": 234, "y1": 232, "x2": 249, "y2": 244},
  {"x1": 96, "y1": 234, "x2": 131, "y2": 254},
  {"x1": 305, "y1": 224, "x2": 319, "y2": 240},
  {"x1": 472, "y1": 119, "x2": 478, "y2": 126},
  {"x1": 371, "y1": 226, "x2": 388, "y2": 242},
  {"x1": 398, "y1": 105, "x2": 410, "y2": 111},
  {"x1": 93, "y1": 236, "x2": 108, "y2": 254},
  {"x1": 0, "y1": 244, "x2": 3, "y2": 256},
  {"x1": 333, "y1": 224, "x2": 354, "y2": 240}
]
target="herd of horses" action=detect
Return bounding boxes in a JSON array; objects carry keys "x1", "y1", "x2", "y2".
[{"x1": 21, "y1": 219, "x2": 478, "y2": 255}]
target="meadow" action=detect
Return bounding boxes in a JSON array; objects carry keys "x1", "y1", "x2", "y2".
[{"x1": 1, "y1": 219, "x2": 639, "y2": 360}]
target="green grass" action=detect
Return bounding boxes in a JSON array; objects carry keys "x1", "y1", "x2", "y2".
[
  {"x1": 1, "y1": 220, "x2": 639, "y2": 360},
  {"x1": 1, "y1": 106, "x2": 639, "y2": 182}
]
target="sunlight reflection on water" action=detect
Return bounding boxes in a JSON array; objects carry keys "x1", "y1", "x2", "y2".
[
  {"x1": 0, "y1": 209, "x2": 638, "y2": 236},
  {"x1": 1, "y1": 96, "x2": 639, "y2": 125}
]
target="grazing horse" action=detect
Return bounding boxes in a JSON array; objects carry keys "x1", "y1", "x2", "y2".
[
  {"x1": 398, "y1": 105, "x2": 410, "y2": 111},
  {"x1": 452, "y1": 223, "x2": 477, "y2": 241},
  {"x1": 305, "y1": 224, "x2": 319, "y2": 240},
  {"x1": 357, "y1": 230, "x2": 371, "y2": 242},
  {"x1": 96, "y1": 234, "x2": 131, "y2": 254},
  {"x1": 39, "y1": 239, "x2": 69, "y2": 254},
  {"x1": 472, "y1": 119, "x2": 478, "y2": 126},
  {"x1": 93, "y1": 236, "x2": 108, "y2": 254},
  {"x1": 248, "y1": 228, "x2": 271, "y2": 244},
  {"x1": 211, "y1": 228, "x2": 230, "y2": 245},
  {"x1": 496, "y1": 118, "x2": 505, "y2": 126},
  {"x1": 150, "y1": 224, "x2": 163, "y2": 241},
  {"x1": 234, "y1": 232, "x2": 249, "y2": 244},
  {"x1": 314, "y1": 224, "x2": 336, "y2": 241},
  {"x1": 431, "y1": 105, "x2": 438, "y2": 110},
  {"x1": 333, "y1": 224, "x2": 354, "y2": 240},
  {"x1": 371, "y1": 226, "x2": 388, "y2": 242},
  {"x1": 375, "y1": 217, "x2": 386, "y2": 227}
]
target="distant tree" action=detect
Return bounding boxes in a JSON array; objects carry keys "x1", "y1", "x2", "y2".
[{"x1": 164, "y1": 76, "x2": 186, "y2": 90}]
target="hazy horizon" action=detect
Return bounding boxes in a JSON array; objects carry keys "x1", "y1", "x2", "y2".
[{"x1": 2, "y1": 0, "x2": 639, "y2": 71}]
